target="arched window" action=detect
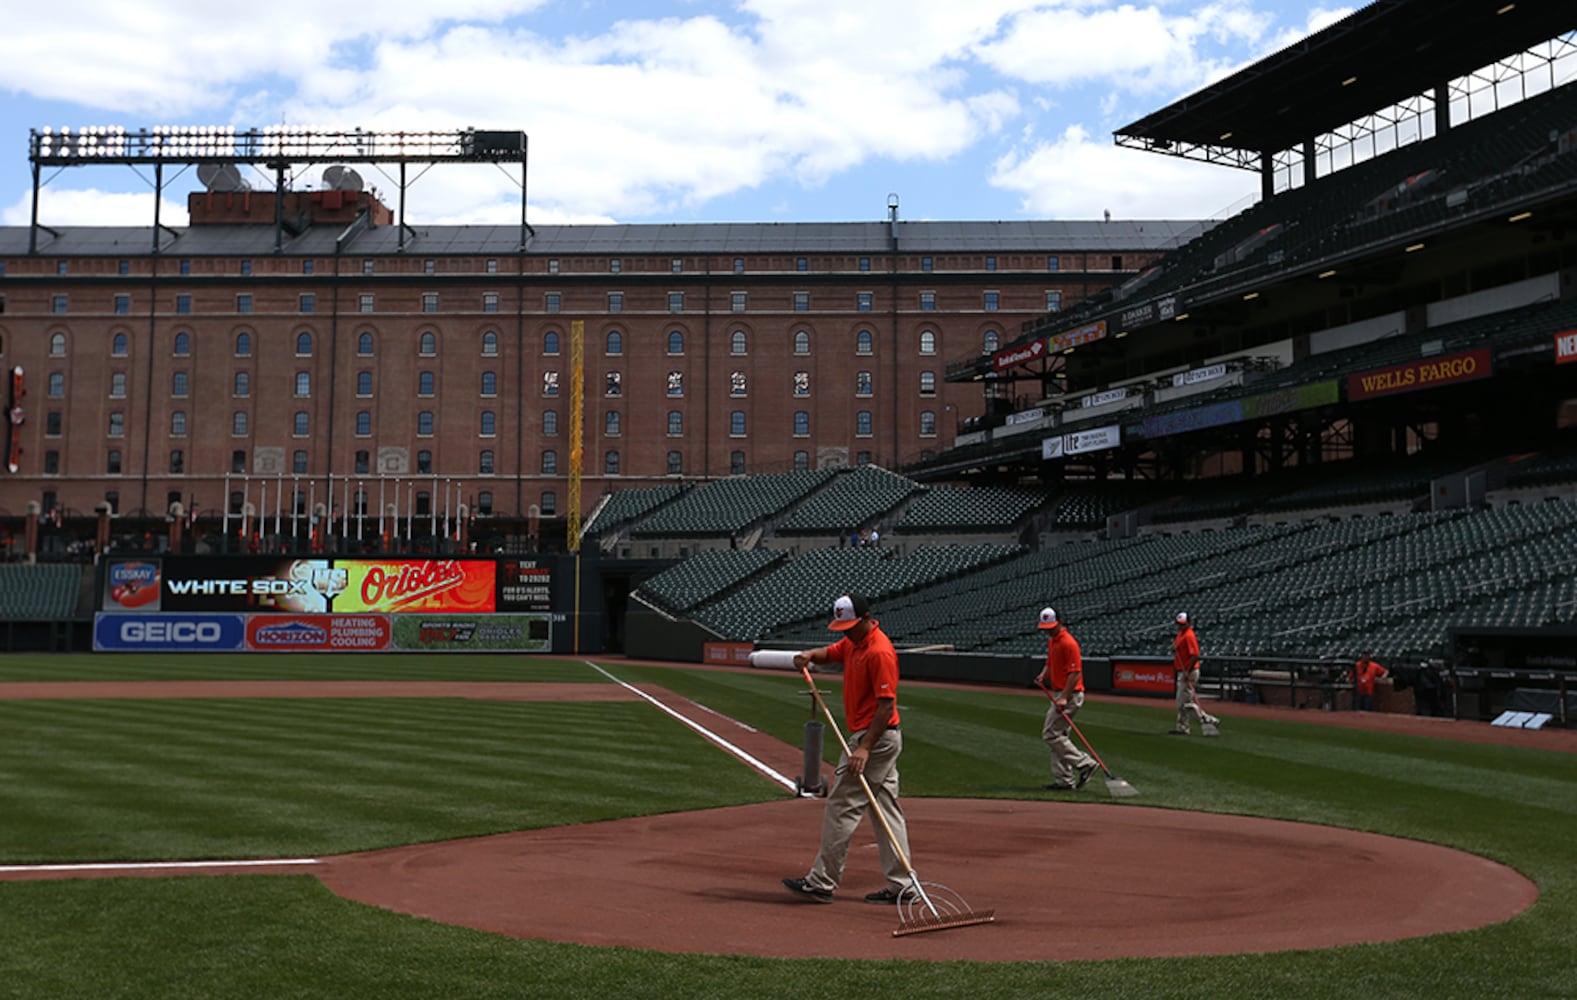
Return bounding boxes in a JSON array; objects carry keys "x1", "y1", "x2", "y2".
[
  {"x1": 173, "y1": 331, "x2": 191, "y2": 356},
  {"x1": 541, "y1": 450, "x2": 558, "y2": 474},
  {"x1": 356, "y1": 411, "x2": 371, "y2": 435},
  {"x1": 793, "y1": 450, "x2": 809, "y2": 471},
  {"x1": 481, "y1": 371, "x2": 497, "y2": 395},
  {"x1": 855, "y1": 330, "x2": 873, "y2": 355},
  {"x1": 358, "y1": 331, "x2": 374, "y2": 355},
  {"x1": 667, "y1": 330, "x2": 684, "y2": 354},
  {"x1": 293, "y1": 411, "x2": 310, "y2": 435},
  {"x1": 296, "y1": 331, "x2": 312, "y2": 355},
  {"x1": 604, "y1": 450, "x2": 620, "y2": 475},
  {"x1": 479, "y1": 450, "x2": 495, "y2": 475},
  {"x1": 794, "y1": 330, "x2": 810, "y2": 355},
  {"x1": 356, "y1": 371, "x2": 372, "y2": 395},
  {"x1": 606, "y1": 330, "x2": 623, "y2": 355},
  {"x1": 919, "y1": 371, "x2": 936, "y2": 395},
  {"x1": 49, "y1": 332, "x2": 66, "y2": 356},
  {"x1": 108, "y1": 412, "x2": 124, "y2": 436},
  {"x1": 235, "y1": 331, "x2": 252, "y2": 356},
  {"x1": 920, "y1": 411, "x2": 937, "y2": 435},
  {"x1": 171, "y1": 411, "x2": 187, "y2": 436},
  {"x1": 417, "y1": 450, "x2": 432, "y2": 473},
  {"x1": 543, "y1": 410, "x2": 559, "y2": 436},
  {"x1": 667, "y1": 411, "x2": 683, "y2": 435},
  {"x1": 605, "y1": 411, "x2": 621, "y2": 435},
  {"x1": 793, "y1": 411, "x2": 809, "y2": 435},
  {"x1": 730, "y1": 330, "x2": 747, "y2": 355},
  {"x1": 667, "y1": 451, "x2": 682, "y2": 475},
  {"x1": 541, "y1": 490, "x2": 557, "y2": 514},
  {"x1": 544, "y1": 330, "x2": 560, "y2": 354},
  {"x1": 730, "y1": 371, "x2": 747, "y2": 396},
  {"x1": 295, "y1": 372, "x2": 311, "y2": 396},
  {"x1": 111, "y1": 332, "x2": 128, "y2": 356},
  {"x1": 418, "y1": 411, "x2": 434, "y2": 436},
  {"x1": 730, "y1": 451, "x2": 746, "y2": 474},
  {"x1": 419, "y1": 371, "x2": 435, "y2": 396},
  {"x1": 419, "y1": 331, "x2": 437, "y2": 355},
  {"x1": 730, "y1": 411, "x2": 746, "y2": 435},
  {"x1": 48, "y1": 372, "x2": 64, "y2": 396},
  {"x1": 481, "y1": 411, "x2": 496, "y2": 436},
  {"x1": 856, "y1": 371, "x2": 873, "y2": 395},
  {"x1": 110, "y1": 372, "x2": 127, "y2": 397},
  {"x1": 478, "y1": 490, "x2": 494, "y2": 514},
  {"x1": 856, "y1": 410, "x2": 873, "y2": 435},
  {"x1": 293, "y1": 450, "x2": 308, "y2": 474},
  {"x1": 983, "y1": 329, "x2": 1000, "y2": 353},
  {"x1": 232, "y1": 411, "x2": 248, "y2": 435},
  {"x1": 919, "y1": 330, "x2": 937, "y2": 355},
  {"x1": 235, "y1": 372, "x2": 250, "y2": 396},
  {"x1": 481, "y1": 330, "x2": 498, "y2": 356}
]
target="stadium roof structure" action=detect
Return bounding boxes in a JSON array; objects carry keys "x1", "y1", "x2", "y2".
[{"x1": 1116, "y1": 0, "x2": 1577, "y2": 171}]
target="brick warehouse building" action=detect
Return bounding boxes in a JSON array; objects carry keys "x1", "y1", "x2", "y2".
[{"x1": 0, "y1": 186, "x2": 1193, "y2": 553}]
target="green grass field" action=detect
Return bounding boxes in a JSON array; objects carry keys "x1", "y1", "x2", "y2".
[{"x1": 1, "y1": 652, "x2": 1573, "y2": 999}]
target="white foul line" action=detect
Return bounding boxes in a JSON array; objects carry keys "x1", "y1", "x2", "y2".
[
  {"x1": 0, "y1": 858, "x2": 319, "y2": 873},
  {"x1": 587, "y1": 662, "x2": 796, "y2": 791}
]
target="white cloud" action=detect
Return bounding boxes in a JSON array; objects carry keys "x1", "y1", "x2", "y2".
[
  {"x1": 2, "y1": 188, "x2": 188, "y2": 227},
  {"x1": 990, "y1": 123, "x2": 1258, "y2": 220}
]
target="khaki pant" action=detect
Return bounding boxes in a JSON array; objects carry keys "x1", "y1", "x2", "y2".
[
  {"x1": 1042, "y1": 691, "x2": 1097, "y2": 786},
  {"x1": 1175, "y1": 668, "x2": 1218, "y2": 731},
  {"x1": 806, "y1": 727, "x2": 909, "y2": 893}
]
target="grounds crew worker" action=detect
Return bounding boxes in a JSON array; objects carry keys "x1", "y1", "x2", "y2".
[
  {"x1": 1170, "y1": 612, "x2": 1221, "y2": 735},
  {"x1": 1035, "y1": 607, "x2": 1099, "y2": 791},
  {"x1": 782, "y1": 592, "x2": 913, "y2": 905}
]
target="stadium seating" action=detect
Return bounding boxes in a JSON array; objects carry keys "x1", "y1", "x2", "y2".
[
  {"x1": 895, "y1": 485, "x2": 1047, "y2": 532},
  {"x1": 632, "y1": 470, "x2": 835, "y2": 537},
  {"x1": 635, "y1": 548, "x2": 785, "y2": 614},
  {"x1": 582, "y1": 484, "x2": 682, "y2": 537},
  {"x1": 776, "y1": 466, "x2": 917, "y2": 534},
  {"x1": 0, "y1": 564, "x2": 83, "y2": 620}
]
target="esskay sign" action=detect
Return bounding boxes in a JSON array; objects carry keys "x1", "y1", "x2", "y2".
[{"x1": 1348, "y1": 348, "x2": 1492, "y2": 401}]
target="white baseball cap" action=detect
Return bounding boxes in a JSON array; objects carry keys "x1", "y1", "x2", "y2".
[
  {"x1": 1038, "y1": 607, "x2": 1059, "y2": 629},
  {"x1": 828, "y1": 592, "x2": 871, "y2": 631},
  {"x1": 1176, "y1": 611, "x2": 1190, "y2": 624}
]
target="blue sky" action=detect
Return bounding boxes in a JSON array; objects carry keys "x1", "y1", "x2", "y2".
[{"x1": 0, "y1": 1, "x2": 1355, "y2": 229}]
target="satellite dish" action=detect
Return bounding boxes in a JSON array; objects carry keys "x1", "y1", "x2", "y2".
[
  {"x1": 323, "y1": 165, "x2": 364, "y2": 192},
  {"x1": 197, "y1": 162, "x2": 248, "y2": 192}
]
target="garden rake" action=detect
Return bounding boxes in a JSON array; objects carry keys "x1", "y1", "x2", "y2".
[
  {"x1": 799, "y1": 666, "x2": 994, "y2": 937},
  {"x1": 1039, "y1": 681, "x2": 1140, "y2": 798}
]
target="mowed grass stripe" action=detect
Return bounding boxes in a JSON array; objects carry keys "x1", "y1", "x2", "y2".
[
  {"x1": 0, "y1": 697, "x2": 780, "y2": 863},
  {"x1": 0, "y1": 652, "x2": 601, "y2": 683}
]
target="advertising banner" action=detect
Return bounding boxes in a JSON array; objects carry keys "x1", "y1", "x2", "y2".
[
  {"x1": 1041, "y1": 436, "x2": 1064, "y2": 460},
  {"x1": 1080, "y1": 387, "x2": 1130, "y2": 409},
  {"x1": 103, "y1": 559, "x2": 162, "y2": 612},
  {"x1": 159, "y1": 556, "x2": 339, "y2": 614},
  {"x1": 1047, "y1": 321, "x2": 1107, "y2": 353},
  {"x1": 991, "y1": 339, "x2": 1046, "y2": 372},
  {"x1": 1111, "y1": 660, "x2": 1175, "y2": 694},
  {"x1": 335, "y1": 559, "x2": 497, "y2": 613},
  {"x1": 94, "y1": 613, "x2": 246, "y2": 652},
  {"x1": 1348, "y1": 348, "x2": 1492, "y2": 401},
  {"x1": 389, "y1": 614, "x2": 551, "y2": 652},
  {"x1": 1240, "y1": 379, "x2": 1340, "y2": 419},
  {"x1": 246, "y1": 615, "x2": 392, "y2": 652},
  {"x1": 497, "y1": 559, "x2": 554, "y2": 613},
  {"x1": 1141, "y1": 400, "x2": 1244, "y2": 439},
  {"x1": 1172, "y1": 363, "x2": 1227, "y2": 388},
  {"x1": 1557, "y1": 329, "x2": 1577, "y2": 365},
  {"x1": 1064, "y1": 424, "x2": 1122, "y2": 455}
]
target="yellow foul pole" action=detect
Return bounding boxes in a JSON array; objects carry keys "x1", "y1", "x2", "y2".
[{"x1": 568, "y1": 320, "x2": 584, "y2": 653}]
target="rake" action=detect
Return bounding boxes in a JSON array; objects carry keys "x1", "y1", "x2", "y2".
[
  {"x1": 1184, "y1": 671, "x2": 1221, "y2": 737},
  {"x1": 799, "y1": 666, "x2": 994, "y2": 937},
  {"x1": 1038, "y1": 681, "x2": 1140, "y2": 798}
]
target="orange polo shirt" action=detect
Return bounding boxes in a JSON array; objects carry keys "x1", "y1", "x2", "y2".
[
  {"x1": 826, "y1": 623, "x2": 900, "y2": 732},
  {"x1": 1044, "y1": 626, "x2": 1084, "y2": 692},
  {"x1": 1173, "y1": 626, "x2": 1200, "y2": 672},
  {"x1": 1353, "y1": 659, "x2": 1388, "y2": 695}
]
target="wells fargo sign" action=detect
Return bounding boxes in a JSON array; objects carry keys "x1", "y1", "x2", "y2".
[{"x1": 1348, "y1": 348, "x2": 1492, "y2": 401}]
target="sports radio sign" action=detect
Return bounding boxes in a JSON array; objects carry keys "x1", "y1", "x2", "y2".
[{"x1": 94, "y1": 613, "x2": 245, "y2": 651}]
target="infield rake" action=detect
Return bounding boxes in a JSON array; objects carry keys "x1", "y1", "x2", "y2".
[{"x1": 799, "y1": 666, "x2": 994, "y2": 937}]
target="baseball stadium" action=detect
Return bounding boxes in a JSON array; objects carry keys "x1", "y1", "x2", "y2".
[{"x1": 2, "y1": 2, "x2": 1577, "y2": 997}]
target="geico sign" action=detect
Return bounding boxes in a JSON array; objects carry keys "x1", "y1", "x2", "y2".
[{"x1": 120, "y1": 620, "x2": 224, "y2": 643}]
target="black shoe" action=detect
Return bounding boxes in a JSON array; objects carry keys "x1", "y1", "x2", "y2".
[
  {"x1": 1075, "y1": 763, "x2": 1098, "y2": 789},
  {"x1": 864, "y1": 886, "x2": 904, "y2": 904},
  {"x1": 1043, "y1": 783, "x2": 1075, "y2": 791},
  {"x1": 782, "y1": 877, "x2": 833, "y2": 903},
  {"x1": 1167, "y1": 728, "x2": 1190, "y2": 736}
]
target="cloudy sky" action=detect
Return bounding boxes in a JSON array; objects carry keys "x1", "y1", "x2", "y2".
[{"x1": 0, "y1": 1, "x2": 1355, "y2": 229}]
